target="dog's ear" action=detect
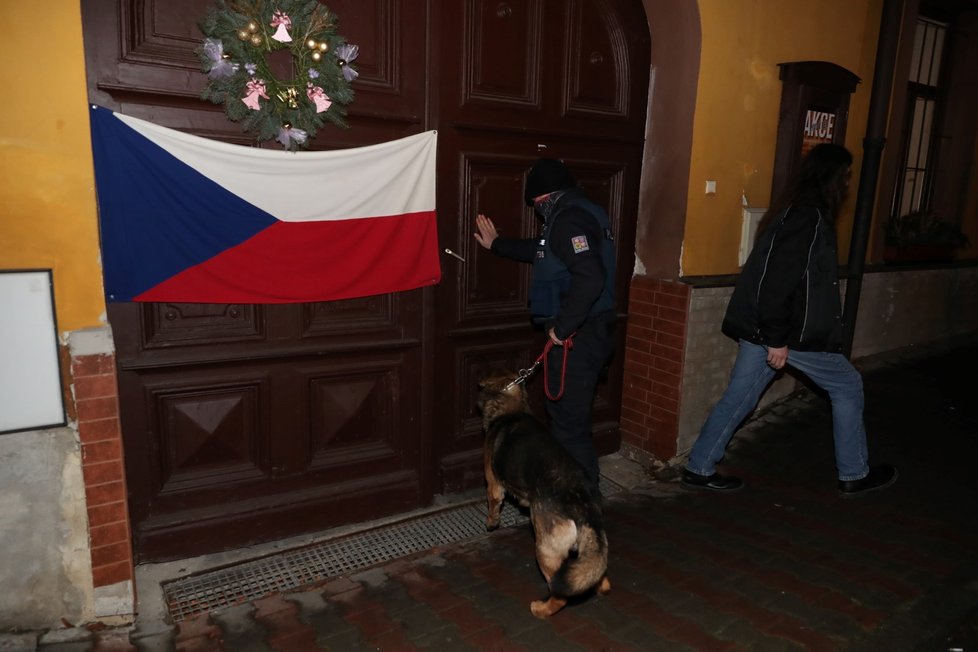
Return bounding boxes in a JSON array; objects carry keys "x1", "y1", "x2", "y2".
[
  {"x1": 479, "y1": 370, "x2": 507, "y2": 390},
  {"x1": 501, "y1": 381, "x2": 522, "y2": 398}
]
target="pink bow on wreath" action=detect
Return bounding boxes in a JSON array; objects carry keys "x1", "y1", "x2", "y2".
[
  {"x1": 270, "y1": 10, "x2": 293, "y2": 43},
  {"x1": 306, "y1": 84, "x2": 333, "y2": 113},
  {"x1": 242, "y1": 79, "x2": 270, "y2": 110}
]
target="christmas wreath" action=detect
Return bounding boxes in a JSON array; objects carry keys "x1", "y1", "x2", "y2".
[{"x1": 197, "y1": 0, "x2": 359, "y2": 150}]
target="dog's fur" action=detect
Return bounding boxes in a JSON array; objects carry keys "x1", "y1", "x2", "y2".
[{"x1": 477, "y1": 371, "x2": 611, "y2": 618}]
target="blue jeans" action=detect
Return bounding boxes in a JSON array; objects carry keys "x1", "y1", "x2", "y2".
[{"x1": 686, "y1": 339, "x2": 869, "y2": 481}]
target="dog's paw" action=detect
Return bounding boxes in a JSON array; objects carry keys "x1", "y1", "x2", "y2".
[
  {"x1": 530, "y1": 599, "x2": 550, "y2": 619},
  {"x1": 530, "y1": 597, "x2": 566, "y2": 619},
  {"x1": 597, "y1": 576, "x2": 612, "y2": 594},
  {"x1": 486, "y1": 517, "x2": 500, "y2": 531}
]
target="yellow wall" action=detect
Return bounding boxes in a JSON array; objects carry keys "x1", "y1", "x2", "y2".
[
  {"x1": 0, "y1": 3, "x2": 105, "y2": 335},
  {"x1": 682, "y1": 0, "x2": 883, "y2": 276}
]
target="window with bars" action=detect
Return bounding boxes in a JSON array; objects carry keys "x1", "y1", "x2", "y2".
[{"x1": 892, "y1": 18, "x2": 948, "y2": 218}]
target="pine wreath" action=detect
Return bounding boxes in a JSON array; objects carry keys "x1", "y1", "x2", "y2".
[{"x1": 197, "y1": 0, "x2": 359, "y2": 151}]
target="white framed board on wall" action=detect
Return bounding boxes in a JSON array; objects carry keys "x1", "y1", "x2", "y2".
[{"x1": 0, "y1": 270, "x2": 66, "y2": 434}]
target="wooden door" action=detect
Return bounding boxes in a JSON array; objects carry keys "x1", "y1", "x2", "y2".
[
  {"x1": 84, "y1": 0, "x2": 434, "y2": 561},
  {"x1": 83, "y1": 0, "x2": 649, "y2": 561},
  {"x1": 430, "y1": 0, "x2": 651, "y2": 491}
]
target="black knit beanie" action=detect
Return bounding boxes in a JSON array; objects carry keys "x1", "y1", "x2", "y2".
[{"x1": 523, "y1": 158, "x2": 577, "y2": 206}]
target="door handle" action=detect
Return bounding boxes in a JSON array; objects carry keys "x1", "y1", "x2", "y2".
[{"x1": 444, "y1": 248, "x2": 465, "y2": 262}]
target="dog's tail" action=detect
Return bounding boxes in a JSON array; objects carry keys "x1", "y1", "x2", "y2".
[{"x1": 548, "y1": 523, "x2": 608, "y2": 597}]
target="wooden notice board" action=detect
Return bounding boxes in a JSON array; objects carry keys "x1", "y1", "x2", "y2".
[{"x1": 771, "y1": 61, "x2": 860, "y2": 204}]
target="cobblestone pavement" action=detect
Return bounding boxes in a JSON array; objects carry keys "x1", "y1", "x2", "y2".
[{"x1": 5, "y1": 338, "x2": 977, "y2": 651}]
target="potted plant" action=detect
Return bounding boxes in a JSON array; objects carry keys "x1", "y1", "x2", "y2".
[{"x1": 883, "y1": 210, "x2": 969, "y2": 264}]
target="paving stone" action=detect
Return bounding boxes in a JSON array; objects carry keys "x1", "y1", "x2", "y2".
[
  {"x1": 208, "y1": 605, "x2": 271, "y2": 652},
  {"x1": 285, "y1": 590, "x2": 373, "y2": 652},
  {"x1": 36, "y1": 629, "x2": 92, "y2": 647},
  {"x1": 129, "y1": 621, "x2": 175, "y2": 652},
  {"x1": 0, "y1": 633, "x2": 38, "y2": 652}
]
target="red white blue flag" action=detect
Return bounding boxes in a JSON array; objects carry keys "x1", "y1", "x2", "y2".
[{"x1": 89, "y1": 105, "x2": 440, "y2": 303}]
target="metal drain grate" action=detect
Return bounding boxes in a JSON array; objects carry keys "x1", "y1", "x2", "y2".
[{"x1": 163, "y1": 478, "x2": 621, "y2": 621}]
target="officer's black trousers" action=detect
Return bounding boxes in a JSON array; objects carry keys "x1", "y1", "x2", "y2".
[{"x1": 543, "y1": 312, "x2": 616, "y2": 488}]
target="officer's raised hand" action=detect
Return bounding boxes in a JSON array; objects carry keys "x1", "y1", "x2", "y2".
[{"x1": 474, "y1": 214, "x2": 499, "y2": 250}]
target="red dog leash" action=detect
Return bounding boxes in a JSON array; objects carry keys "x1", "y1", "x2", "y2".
[
  {"x1": 506, "y1": 333, "x2": 575, "y2": 400},
  {"x1": 541, "y1": 334, "x2": 574, "y2": 400}
]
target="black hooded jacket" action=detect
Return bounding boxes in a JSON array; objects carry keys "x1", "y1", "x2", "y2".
[
  {"x1": 491, "y1": 188, "x2": 615, "y2": 339},
  {"x1": 721, "y1": 203, "x2": 845, "y2": 352}
]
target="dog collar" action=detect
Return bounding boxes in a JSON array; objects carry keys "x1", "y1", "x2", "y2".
[{"x1": 503, "y1": 361, "x2": 541, "y2": 391}]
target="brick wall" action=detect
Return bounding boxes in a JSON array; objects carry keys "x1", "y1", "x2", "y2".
[
  {"x1": 620, "y1": 276, "x2": 690, "y2": 459},
  {"x1": 620, "y1": 277, "x2": 806, "y2": 463},
  {"x1": 678, "y1": 286, "x2": 738, "y2": 454},
  {"x1": 69, "y1": 343, "x2": 134, "y2": 595},
  {"x1": 677, "y1": 285, "x2": 804, "y2": 455}
]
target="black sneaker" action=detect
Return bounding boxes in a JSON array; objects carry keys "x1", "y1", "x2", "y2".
[
  {"x1": 838, "y1": 464, "x2": 898, "y2": 497},
  {"x1": 681, "y1": 469, "x2": 744, "y2": 492}
]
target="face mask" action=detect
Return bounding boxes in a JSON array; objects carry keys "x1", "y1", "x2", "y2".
[{"x1": 535, "y1": 191, "x2": 563, "y2": 220}]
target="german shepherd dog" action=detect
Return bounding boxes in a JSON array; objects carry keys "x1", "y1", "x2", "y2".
[{"x1": 477, "y1": 371, "x2": 611, "y2": 618}]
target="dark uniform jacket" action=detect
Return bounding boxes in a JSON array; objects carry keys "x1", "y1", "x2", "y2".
[
  {"x1": 491, "y1": 188, "x2": 615, "y2": 340},
  {"x1": 722, "y1": 203, "x2": 845, "y2": 353}
]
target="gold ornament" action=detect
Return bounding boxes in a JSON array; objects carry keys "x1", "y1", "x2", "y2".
[
  {"x1": 237, "y1": 29, "x2": 250, "y2": 41},
  {"x1": 318, "y1": 42, "x2": 329, "y2": 52},
  {"x1": 250, "y1": 35, "x2": 263, "y2": 46},
  {"x1": 276, "y1": 87, "x2": 299, "y2": 108},
  {"x1": 311, "y1": 51, "x2": 322, "y2": 62},
  {"x1": 306, "y1": 38, "x2": 318, "y2": 49},
  {"x1": 247, "y1": 21, "x2": 258, "y2": 32}
]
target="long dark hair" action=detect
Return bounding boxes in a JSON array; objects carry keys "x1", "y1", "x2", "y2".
[{"x1": 756, "y1": 143, "x2": 853, "y2": 236}]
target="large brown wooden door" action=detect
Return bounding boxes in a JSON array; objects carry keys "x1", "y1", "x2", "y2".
[
  {"x1": 430, "y1": 0, "x2": 651, "y2": 491},
  {"x1": 83, "y1": 0, "x2": 649, "y2": 561}
]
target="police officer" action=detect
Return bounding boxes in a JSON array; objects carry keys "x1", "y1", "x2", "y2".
[{"x1": 474, "y1": 158, "x2": 617, "y2": 488}]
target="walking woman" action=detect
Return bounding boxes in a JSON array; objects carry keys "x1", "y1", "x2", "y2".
[{"x1": 682, "y1": 143, "x2": 897, "y2": 496}]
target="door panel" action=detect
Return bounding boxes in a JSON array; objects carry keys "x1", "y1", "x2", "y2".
[
  {"x1": 430, "y1": 0, "x2": 649, "y2": 491},
  {"x1": 109, "y1": 298, "x2": 425, "y2": 560},
  {"x1": 154, "y1": 375, "x2": 268, "y2": 493},
  {"x1": 432, "y1": 134, "x2": 645, "y2": 491},
  {"x1": 462, "y1": 0, "x2": 545, "y2": 109},
  {"x1": 440, "y1": 0, "x2": 648, "y2": 139},
  {"x1": 564, "y1": 0, "x2": 631, "y2": 119},
  {"x1": 85, "y1": 0, "x2": 649, "y2": 560}
]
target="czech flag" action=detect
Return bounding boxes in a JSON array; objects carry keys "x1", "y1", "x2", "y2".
[{"x1": 89, "y1": 105, "x2": 441, "y2": 303}]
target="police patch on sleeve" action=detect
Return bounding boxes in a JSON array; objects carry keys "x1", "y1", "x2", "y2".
[{"x1": 571, "y1": 235, "x2": 590, "y2": 253}]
